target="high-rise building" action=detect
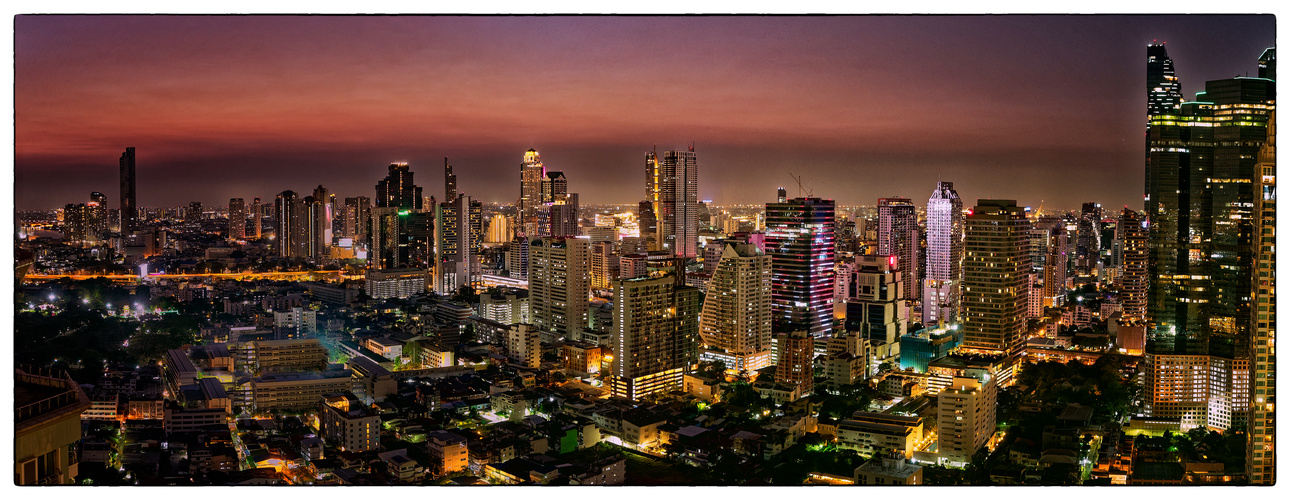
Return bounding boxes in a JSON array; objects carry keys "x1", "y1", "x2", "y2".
[
  {"x1": 542, "y1": 171, "x2": 567, "y2": 203},
  {"x1": 1144, "y1": 49, "x2": 1272, "y2": 431},
  {"x1": 698, "y1": 242, "x2": 773, "y2": 373},
  {"x1": 1118, "y1": 208, "x2": 1148, "y2": 321},
  {"x1": 62, "y1": 203, "x2": 89, "y2": 242},
  {"x1": 341, "y1": 196, "x2": 372, "y2": 244},
  {"x1": 1075, "y1": 202, "x2": 1102, "y2": 276},
  {"x1": 274, "y1": 190, "x2": 298, "y2": 258},
  {"x1": 845, "y1": 255, "x2": 908, "y2": 365},
  {"x1": 87, "y1": 192, "x2": 107, "y2": 238},
  {"x1": 937, "y1": 375, "x2": 997, "y2": 467},
  {"x1": 1033, "y1": 216, "x2": 1069, "y2": 307},
  {"x1": 923, "y1": 182, "x2": 964, "y2": 325},
  {"x1": 961, "y1": 199, "x2": 1029, "y2": 355},
  {"x1": 434, "y1": 195, "x2": 475, "y2": 295},
  {"x1": 550, "y1": 192, "x2": 580, "y2": 238},
  {"x1": 444, "y1": 157, "x2": 457, "y2": 201},
  {"x1": 1248, "y1": 109, "x2": 1275, "y2": 484},
  {"x1": 529, "y1": 237, "x2": 590, "y2": 338},
  {"x1": 228, "y1": 198, "x2": 246, "y2": 240},
  {"x1": 878, "y1": 197, "x2": 920, "y2": 308},
  {"x1": 251, "y1": 197, "x2": 263, "y2": 239},
  {"x1": 775, "y1": 330, "x2": 814, "y2": 396},
  {"x1": 647, "y1": 148, "x2": 699, "y2": 258},
  {"x1": 609, "y1": 273, "x2": 701, "y2": 400},
  {"x1": 119, "y1": 147, "x2": 137, "y2": 234},
  {"x1": 487, "y1": 213, "x2": 512, "y2": 243},
  {"x1": 312, "y1": 185, "x2": 332, "y2": 250},
  {"x1": 637, "y1": 200, "x2": 657, "y2": 250},
  {"x1": 589, "y1": 241, "x2": 619, "y2": 290},
  {"x1": 1147, "y1": 43, "x2": 1184, "y2": 118},
  {"x1": 518, "y1": 149, "x2": 545, "y2": 237},
  {"x1": 376, "y1": 163, "x2": 423, "y2": 211},
  {"x1": 765, "y1": 196, "x2": 836, "y2": 336},
  {"x1": 506, "y1": 237, "x2": 529, "y2": 280},
  {"x1": 371, "y1": 163, "x2": 428, "y2": 270}
]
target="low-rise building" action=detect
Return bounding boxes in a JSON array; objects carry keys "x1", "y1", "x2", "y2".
[
  {"x1": 855, "y1": 455, "x2": 923, "y2": 485},
  {"x1": 320, "y1": 392, "x2": 381, "y2": 453}
]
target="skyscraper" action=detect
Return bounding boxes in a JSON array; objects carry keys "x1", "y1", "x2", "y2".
[
  {"x1": 1075, "y1": 202, "x2": 1102, "y2": 277},
  {"x1": 87, "y1": 192, "x2": 107, "y2": 238},
  {"x1": 609, "y1": 273, "x2": 701, "y2": 400},
  {"x1": 518, "y1": 149, "x2": 545, "y2": 237},
  {"x1": 1143, "y1": 49, "x2": 1272, "y2": 430},
  {"x1": 542, "y1": 171, "x2": 567, "y2": 203},
  {"x1": 647, "y1": 148, "x2": 699, "y2": 258},
  {"x1": 844, "y1": 255, "x2": 907, "y2": 365},
  {"x1": 961, "y1": 199, "x2": 1030, "y2": 355},
  {"x1": 376, "y1": 163, "x2": 423, "y2": 210},
  {"x1": 549, "y1": 193, "x2": 580, "y2": 238},
  {"x1": 698, "y1": 242, "x2": 773, "y2": 373},
  {"x1": 119, "y1": 147, "x2": 137, "y2": 234},
  {"x1": 444, "y1": 157, "x2": 457, "y2": 201},
  {"x1": 775, "y1": 330, "x2": 814, "y2": 396},
  {"x1": 878, "y1": 198, "x2": 920, "y2": 311},
  {"x1": 341, "y1": 196, "x2": 371, "y2": 244},
  {"x1": 229, "y1": 198, "x2": 246, "y2": 240},
  {"x1": 529, "y1": 237, "x2": 590, "y2": 339},
  {"x1": 1147, "y1": 43, "x2": 1184, "y2": 118},
  {"x1": 923, "y1": 182, "x2": 964, "y2": 325},
  {"x1": 251, "y1": 197, "x2": 263, "y2": 239},
  {"x1": 765, "y1": 196, "x2": 836, "y2": 336},
  {"x1": 1118, "y1": 207, "x2": 1148, "y2": 321},
  {"x1": 1247, "y1": 109, "x2": 1275, "y2": 485},
  {"x1": 274, "y1": 190, "x2": 298, "y2": 258},
  {"x1": 312, "y1": 185, "x2": 332, "y2": 251},
  {"x1": 637, "y1": 200, "x2": 657, "y2": 250},
  {"x1": 434, "y1": 194, "x2": 474, "y2": 295},
  {"x1": 372, "y1": 163, "x2": 427, "y2": 270}
]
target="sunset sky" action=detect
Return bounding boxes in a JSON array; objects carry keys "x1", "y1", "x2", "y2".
[{"x1": 14, "y1": 15, "x2": 1276, "y2": 211}]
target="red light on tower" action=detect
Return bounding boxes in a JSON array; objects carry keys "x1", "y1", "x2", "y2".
[
  {"x1": 967, "y1": 209, "x2": 974, "y2": 216},
  {"x1": 888, "y1": 255, "x2": 898, "y2": 268}
]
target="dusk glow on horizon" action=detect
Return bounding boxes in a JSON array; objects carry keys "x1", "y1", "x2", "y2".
[{"x1": 15, "y1": 15, "x2": 1275, "y2": 209}]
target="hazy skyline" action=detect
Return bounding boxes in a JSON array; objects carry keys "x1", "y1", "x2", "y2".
[{"x1": 15, "y1": 15, "x2": 1275, "y2": 211}]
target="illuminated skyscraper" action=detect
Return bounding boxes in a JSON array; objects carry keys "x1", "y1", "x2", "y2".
[
  {"x1": 341, "y1": 196, "x2": 371, "y2": 243},
  {"x1": 1147, "y1": 43, "x2": 1184, "y2": 117},
  {"x1": 637, "y1": 200, "x2": 657, "y2": 250},
  {"x1": 518, "y1": 149, "x2": 545, "y2": 237},
  {"x1": 609, "y1": 272, "x2": 701, "y2": 400},
  {"x1": 1144, "y1": 48, "x2": 1272, "y2": 430},
  {"x1": 312, "y1": 185, "x2": 332, "y2": 250},
  {"x1": 376, "y1": 163, "x2": 423, "y2": 211},
  {"x1": 434, "y1": 194, "x2": 475, "y2": 295},
  {"x1": 878, "y1": 197, "x2": 920, "y2": 309},
  {"x1": 1118, "y1": 207, "x2": 1148, "y2": 321},
  {"x1": 529, "y1": 237, "x2": 590, "y2": 339},
  {"x1": 228, "y1": 198, "x2": 246, "y2": 240},
  {"x1": 647, "y1": 148, "x2": 699, "y2": 258},
  {"x1": 119, "y1": 147, "x2": 137, "y2": 234},
  {"x1": 372, "y1": 163, "x2": 427, "y2": 270},
  {"x1": 699, "y1": 242, "x2": 773, "y2": 373},
  {"x1": 844, "y1": 254, "x2": 907, "y2": 365},
  {"x1": 274, "y1": 190, "x2": 298, "y2": 258},
  {"x1": 775, "y1": 330, "x2": 814, "y2": 396},
  {"x1": 962, "y1": 199, "x2": 1029, "y2": 355},
  {"x1": 443, "y1": 157, "x2": 457, "y2": 201},
  {"x1": 251, "y1": 197, "x2": 263, "y2": 239},
  {"x1": 1075, "y1": 202, "x2": 1102, "y2": 276},
  {"x1": 923, "y1": 182, "x2": 963, "y2": 325},
  {"x1": 1248, "y1": 109, "x2": 1275, "y2": 485},
  {"x1": 765, "y1": 196, "x2": 836, "y2": 336}
]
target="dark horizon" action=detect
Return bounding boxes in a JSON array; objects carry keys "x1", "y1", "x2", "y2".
[{"x1": 15, "y1": 15, "x2": 1276, "y2": 211}]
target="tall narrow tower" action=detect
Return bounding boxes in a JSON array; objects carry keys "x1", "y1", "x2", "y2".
[
  {"x1": 1247, "y1": 109, "x2": 1275, "y2": 485},
  {"x1": 878, "y1": 197, "x2": 921, "y2": 309},
  {"x1": 228, "y1": 198, "x2": 246, "y2": 240},
  {"x1": 923, "y1": 182, "x2": 964, "y2": 325},
  {"x1": 518, "y1": 149, "x2": 545, "y2": 237},
  {"x1": 961, "y1": 199, "x2": 1030, "y2": 355},
  {"x1": 651, "y1": 149, "x2": 699, "y2": 258},
  {"x1": 444, "y1": 157, "x2": 457, "y2": 201},
  {"x1": 119, "y1": 147, "x2": 137, "y2": 234},
  {"x1": 765, "y1": 197, "x2": 836, "y2": 336},
  {"x1": 1147, "y1": 43, "x2": 1184, "y2": 117}
]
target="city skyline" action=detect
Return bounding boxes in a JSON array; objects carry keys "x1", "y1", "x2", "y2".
[{"x1": 15, "y1": 15, "x2": 1275, "y2": 210}]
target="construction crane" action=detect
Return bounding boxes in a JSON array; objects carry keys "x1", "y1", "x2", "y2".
[{"x1": 788, "y1": 172, "x2": 813, "y2": 198}]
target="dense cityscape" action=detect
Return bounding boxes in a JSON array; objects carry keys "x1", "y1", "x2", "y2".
[{"x1": 12, "y1": 16, "x2": 1276, "y2": 487}]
